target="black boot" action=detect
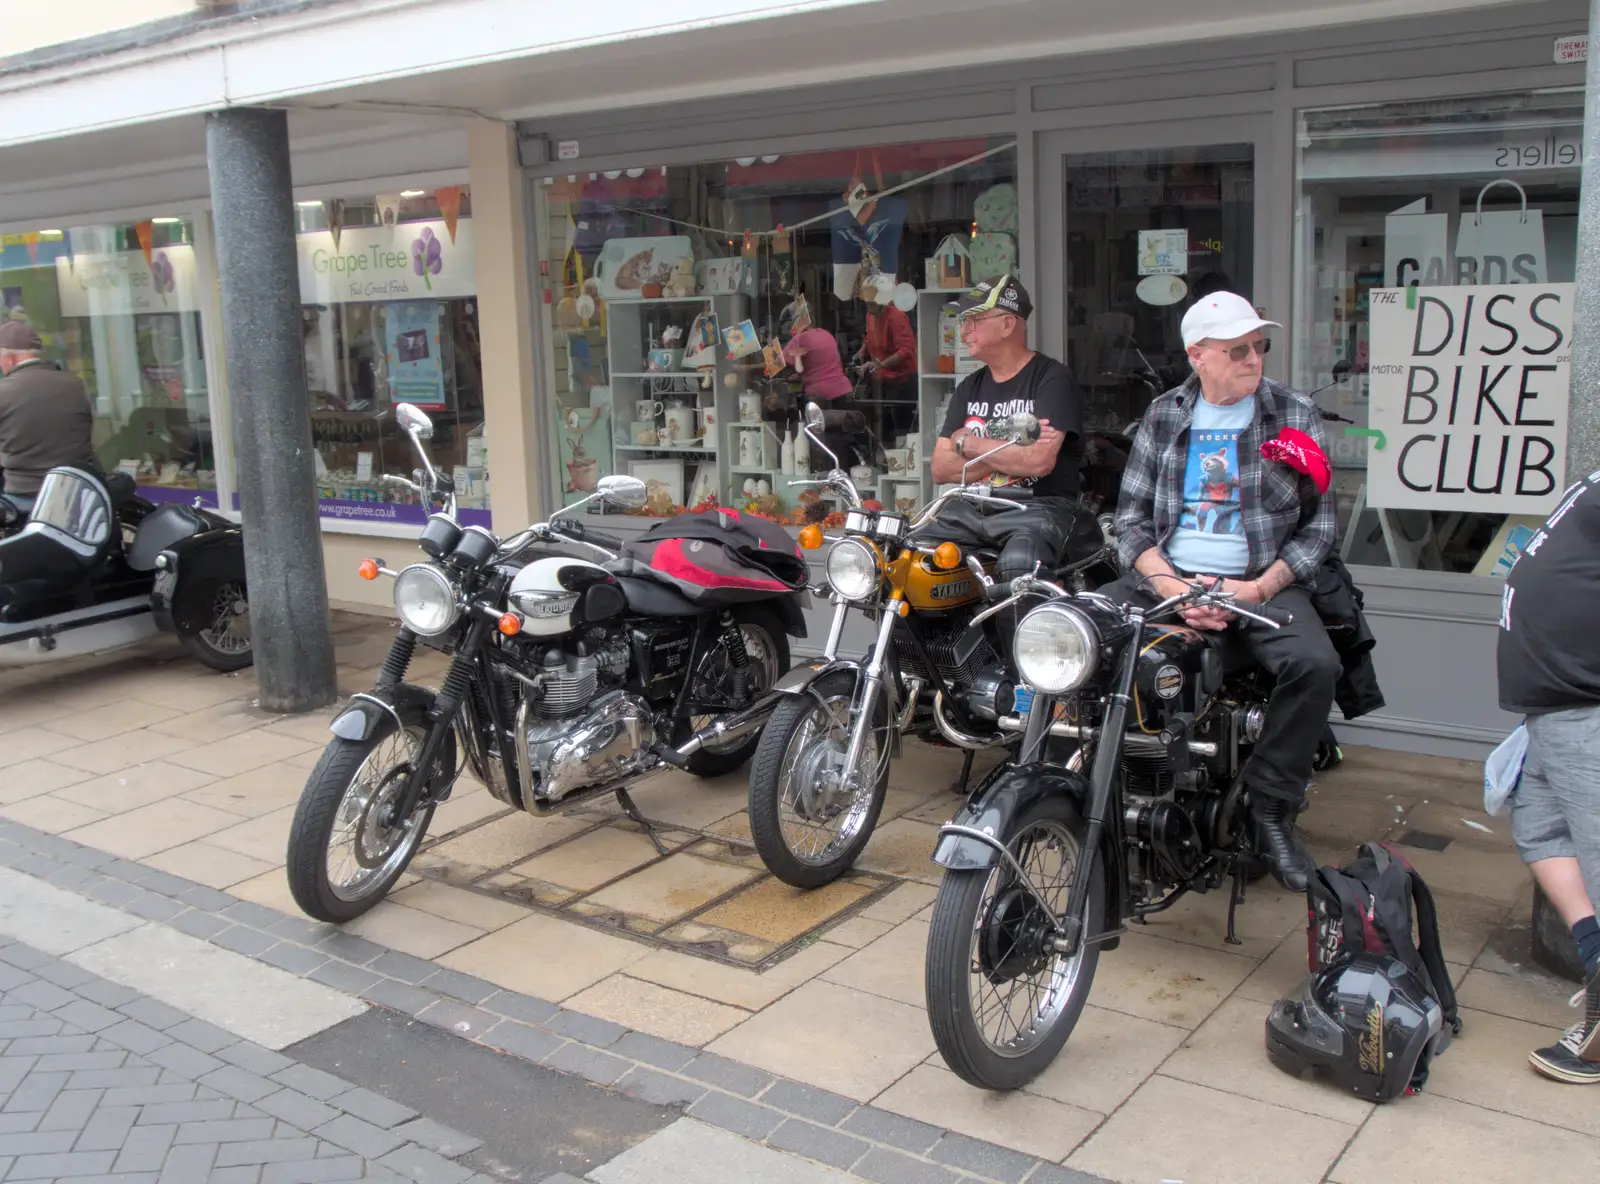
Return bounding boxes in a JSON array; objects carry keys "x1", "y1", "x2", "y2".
[{"x1": 1253, "y1": 796, "x2": 1313, "y2": 892}]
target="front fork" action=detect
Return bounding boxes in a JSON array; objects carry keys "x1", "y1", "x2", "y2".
[{"x1": 838, "y1": 599, "x2": 900, "y2": 790}]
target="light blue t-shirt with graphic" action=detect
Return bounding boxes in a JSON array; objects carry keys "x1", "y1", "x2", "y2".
[{"x1": 1167, "y1": 396, "x2": 1255, "y2": 576}]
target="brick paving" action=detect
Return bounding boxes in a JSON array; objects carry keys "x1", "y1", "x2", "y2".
[
  {"x1": 0, "y1": 818, "x2": 1107, "y2": 1184},
  {"x1": 0, "y1": 936, "x2": 495, "y2": 1183}
]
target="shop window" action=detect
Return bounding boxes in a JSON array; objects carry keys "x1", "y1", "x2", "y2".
[
  {"x1": 292, "y1": 186, "x2": 487, "y2": 527},
  {"x1": 538, "y1": 139, "x2": 1017, "y2": 523},
  {"x1": 0, "y1": 218, "x2": 217, "y2": 505},
  {"x1": 1295, "y1": 91, "x2": 1581, "y2": 576}
]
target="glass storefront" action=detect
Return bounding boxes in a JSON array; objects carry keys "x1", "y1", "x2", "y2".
[
  {"x1": 539, "y1": 138, "x2": 1017, "y2": 522},
  {"x1": 0, "y1": 218, "x2": 216, "y2": 504},
  {"x1": 292, "y1": 186, "x2": 488, "y2": 527},
  {"x1": 1294, "y1": 90, "x2": 1582, "y2": 575}
]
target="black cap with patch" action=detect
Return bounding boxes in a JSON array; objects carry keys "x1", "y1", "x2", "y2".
[{"x1": 946, "y1": 274, "x2": 1032, "y2": 320}]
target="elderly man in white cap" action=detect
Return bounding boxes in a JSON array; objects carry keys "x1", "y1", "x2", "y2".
[{"x1": 1110, "y1": 292, "x2": 1339, "y2": 891}]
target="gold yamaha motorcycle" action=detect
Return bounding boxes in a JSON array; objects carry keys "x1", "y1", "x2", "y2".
[{"x1": 746, "y1": 404, "x2": 1114, "y2": 887}]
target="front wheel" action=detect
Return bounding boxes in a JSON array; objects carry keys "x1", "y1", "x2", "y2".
[
  {"x1": 748, "y1": 667, "x2": 891, "y2": 888},
  {"x1": 925, "y1": 795, "x2": 1104, "y2": 1091},
  {"x1": 286, "y1": 719, "x2": 437, "y2": 923},
  {"x1": 176, "y1": 579, "x2": 252, "y2": 672}
]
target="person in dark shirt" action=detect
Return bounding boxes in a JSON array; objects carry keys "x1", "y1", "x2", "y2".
[
  {"x1": 0, "y1": 320, "x2": 95, "y2": 516},
  {"x1": 929, "y1": 276, "x2": 1091, "y2": 646},
  {"x1": 1497, "y1": 472, "x2": 1600, "y2": 1084}
]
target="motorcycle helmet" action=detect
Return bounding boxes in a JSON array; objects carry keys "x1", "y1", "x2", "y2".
[{"x1": 1265, "y1": 953, "x2": 1447, "y2": 1102}]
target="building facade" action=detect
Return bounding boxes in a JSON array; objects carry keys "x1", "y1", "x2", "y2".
[{"x1": 0, "y1": 0, "x2": 1583, "y2": 754}]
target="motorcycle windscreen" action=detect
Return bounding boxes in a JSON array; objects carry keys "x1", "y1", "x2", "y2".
[{"x1": 29, "y1": 469, "x2": 113, "y2": 557}]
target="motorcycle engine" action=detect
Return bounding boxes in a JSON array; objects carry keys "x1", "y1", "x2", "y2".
[{"x1": 508, "y1": 626, "x2": 655, "y2": 804}]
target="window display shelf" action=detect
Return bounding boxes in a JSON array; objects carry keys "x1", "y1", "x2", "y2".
[
  {"x1": 616, "y1": 444, "x2": 716, "y2": 455},
  {"x1": 605, "y1": 296, "x2": 721, "y2": 306},
  {"x1": 612, "y1": 372, "x2": 710, "y2": 380}
]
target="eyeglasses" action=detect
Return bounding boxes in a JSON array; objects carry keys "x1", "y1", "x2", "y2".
[
  {"x1": 960, "y1": 312, "x2": 1012, "y2": 331},
  {"x1": 1210, "y1": 339, "x2": 1271, "y2": 362}
]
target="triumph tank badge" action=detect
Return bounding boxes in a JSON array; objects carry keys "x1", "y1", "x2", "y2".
[{"x1": 1155, "y1": 664, "x2": 1183, "y2": 699}]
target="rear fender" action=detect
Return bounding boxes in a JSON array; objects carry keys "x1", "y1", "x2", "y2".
[
  {"x1": 771, "y1": 593, "x2": 808, "y2": 640},
  {"x1": 153, "y1": 530, "x2": 246, "y2": 632}
]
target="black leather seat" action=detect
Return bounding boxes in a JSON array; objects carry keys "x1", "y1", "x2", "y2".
[{"x1": 615, "y1": 575, "x2": 707, "y2": 618}]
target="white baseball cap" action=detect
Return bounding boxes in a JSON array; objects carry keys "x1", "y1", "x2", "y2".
[{"x1": 1180, "y1": 292, "x2": 1280, "y2": 348}]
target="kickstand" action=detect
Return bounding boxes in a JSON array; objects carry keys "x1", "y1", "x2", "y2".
[
  {"x1": 952, "y1": 748, "x2": 975, "y2": 795},
  {"x1": 616, "y1": 788, "x2": 670, "y2": 856},
  {"x1": 1224, "y1": 866, "x2": 1246, "y2": 946}
]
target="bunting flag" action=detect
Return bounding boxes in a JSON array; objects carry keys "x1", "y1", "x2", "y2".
[
  {"x1": 133, "y1": 220, "x2": 155, "y2": 267},
  {"x1": 436, "y1": 186, "x2": 464, "y2": 244},
  {"x1": 327, "y1": 198, "x2": 344, "y2": 250},
  {"x1": 23, "y1": 233, "x2": 38, "y2": 267}
]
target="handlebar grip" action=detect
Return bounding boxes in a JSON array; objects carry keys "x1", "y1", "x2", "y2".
[
  {"x1": 1234, "y1": 599, "x2": 1293, "y2": 626},
  {"x1": 984, "y1": 580, "x2": 1013, "y2": 602},
  {"x1": 586, "y1": 530, "x2": 623, "y2": 550}
]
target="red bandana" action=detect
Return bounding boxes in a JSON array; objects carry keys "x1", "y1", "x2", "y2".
[{"x1": 1260, "y1": 427, "x2": 1331, "y2": 494}]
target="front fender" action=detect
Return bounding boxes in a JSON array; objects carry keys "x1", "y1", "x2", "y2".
[
  {"x1": 932, "y1": 762, "x2": 1091, "y2": 871},
  {"x1": 329, "y1": 683, "x2": 438, "y2": 741},
  {"x1": 772, "y1": 658, "x2": 862, "y2": 695}
]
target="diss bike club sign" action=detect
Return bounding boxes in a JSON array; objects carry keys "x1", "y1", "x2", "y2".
[{"x1": 1366, "y1": 284, "x2": 1573, "y2": 516}]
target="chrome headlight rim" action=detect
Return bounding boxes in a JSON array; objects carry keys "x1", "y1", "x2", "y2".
[
  {"x1": 1014, "y1": 603, "x2": 1099, "y2": 695},
  {"x1": 393, "y1": 563, "x2": 461, "y2": 637},
  {"x1": 824, "y1": 537, "x2": 882, "y2": 603}
]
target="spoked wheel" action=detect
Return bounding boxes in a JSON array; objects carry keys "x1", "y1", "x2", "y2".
[
  {"x1": 286, "y1": 721, "x2": 437, "y2": 923},
  {"x1": 748, "y1": 667, "x2": 891, "y2": 888},
  {"x1": 682, "y1": 607, "x2": 789, "y2": 777},
  {"x1": 925, "y1": 795, "x2": 1104, "y2": 1090},
  {"x1": 178, "y1": 580, "x2": 252, "y2": 672}
]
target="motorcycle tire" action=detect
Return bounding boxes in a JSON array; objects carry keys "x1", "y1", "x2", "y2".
[
  {"x1": 748, "y1": 666, "x2": 890, "y2": 889},
  {"x1": 286, "y1": 718, "x2": 438, "y2": 923},
  {"x1": 683, "y1": 606, "x2": 790, "y2": 778},
  {"x1": 926, "y1": 794, "x2": 1104, "y2": 1091},
  {"x1": 175, "y1": 578, "x2": 253, "y2": 673}
]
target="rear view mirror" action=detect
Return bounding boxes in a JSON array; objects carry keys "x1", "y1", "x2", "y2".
[
  {"x1": 805, "y1": 402, "x2": 826, "y2": 432},
  {"x1": 1007, "y1": 412, "x2": 1041, "y2": 445},
  {"x1": 598, "y1": 475, "x2": 648, "y2": 509},
  {"x1": 396, "y1": 403, "x2": 434, "y2": 440}
]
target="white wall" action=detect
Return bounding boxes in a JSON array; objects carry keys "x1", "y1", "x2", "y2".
[{"x1": 5, "y1": 0, "x2": 196, "y2": 58}]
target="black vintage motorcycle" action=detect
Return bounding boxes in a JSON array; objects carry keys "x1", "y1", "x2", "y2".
[
  {"x1": 923, "y1": 572, "x2": 1291, "y2": 1090},
  {"x1": 286, "y1": 404, "x2": 808, "y2": 923},
  {"x1": 747, "y1": 405, "x2": 1117, "y2": 889}
]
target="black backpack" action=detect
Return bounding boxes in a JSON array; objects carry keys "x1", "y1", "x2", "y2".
[{"x1": 1306, "y1": 841, "x2": 1462, "y2": 1036}]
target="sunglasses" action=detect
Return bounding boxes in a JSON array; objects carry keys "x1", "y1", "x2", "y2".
[{"x1": 1211, "y1": 339, "x2": 1271, "y2": 362}]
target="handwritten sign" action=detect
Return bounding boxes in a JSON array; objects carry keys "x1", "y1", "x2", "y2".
[{"x1": 1367, "y1": 285, "x2": 1572, "y2": 514}]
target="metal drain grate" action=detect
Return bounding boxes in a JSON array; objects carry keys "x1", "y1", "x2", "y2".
[{"x1": 1396, "y1": 829, "x2": 1452, "y2": 852}]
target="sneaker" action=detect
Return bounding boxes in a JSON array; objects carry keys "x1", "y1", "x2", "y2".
[
  {"x1": 1530, "y1": 1023, "x2": 1600, "y2": 1084},
  {"x1": 1568, "y1": 969, "x2": 1600, "y2": 1060}
]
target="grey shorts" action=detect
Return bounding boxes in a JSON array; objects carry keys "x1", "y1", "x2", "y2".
[{"x1": 1510, "y1": 703, "x2": 1600, "y2": 902}]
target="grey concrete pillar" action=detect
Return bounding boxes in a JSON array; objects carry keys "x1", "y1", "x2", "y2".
[
  {"x1": 206, "y1": 108, "x2": 336, "y2": 713},
  {"x1": 1568, "y1": 3, "x2": 1600, "y2": 482}
]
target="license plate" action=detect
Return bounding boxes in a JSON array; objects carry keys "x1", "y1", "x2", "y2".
[{"x1": 1013, "y1": 685, "x2": 1034, "y2": 716}]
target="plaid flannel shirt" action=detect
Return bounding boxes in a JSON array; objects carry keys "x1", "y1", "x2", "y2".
[{"x1": 1113, "y1": 375, "x2": 1336, "y2": 585}]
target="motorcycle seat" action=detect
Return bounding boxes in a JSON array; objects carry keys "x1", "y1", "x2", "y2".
[{"x1": 615, "y1": 574, "x2": 707, "y2": 618}]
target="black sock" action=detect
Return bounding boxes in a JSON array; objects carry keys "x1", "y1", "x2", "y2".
[{"x1": 1571, "y1": 915, "x2": 1600, "y2": 979}]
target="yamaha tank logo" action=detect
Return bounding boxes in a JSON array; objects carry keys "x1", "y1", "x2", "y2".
[
  {"x1": 1155, "y1": 664, "x2": 1183, "y2": 699},
  {"x1": 929, "y1": 580, "x2": 973, "y2": 601}
]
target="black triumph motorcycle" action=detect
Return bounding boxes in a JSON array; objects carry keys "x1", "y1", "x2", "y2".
[
  {"x1": 923, "y1": 572, "x2": 1291, "y2": 1090},
  {"x1": 286, "y1": 404, "x2": 808, "y2": 923}
]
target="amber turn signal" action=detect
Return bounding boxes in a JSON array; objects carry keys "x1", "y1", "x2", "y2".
[
  {"x1": 932, "y1": 542, "x2": 962, "y2": 570},
  {"x1": 357, "y1": 558, "x2": 380, "y2": 581},
  {"x1": 798, "y1": 524, "x2": 824, "y2": 550},
  {"x1": 497, "y1": 613, "x2": 522, "y2": 636}
]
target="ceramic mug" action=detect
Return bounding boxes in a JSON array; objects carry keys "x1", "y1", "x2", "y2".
[
  {"x1": 850, "y1": 464, "x2": 875, "y2": 485},
  {"x1": 894, "y1": 483, "x2": 920, "y2": 516},
  {"x1": 664, "y1": 405, "x2": 695, "y2": 444},
  {"x1": 700, "y1": 407, "x2": 718, "y2": 434},
  {"x1": 632, "y1": 421, "x2": 659, "y2": 446},
  {"x1": 636, "y1": 400, "x2": 665, "y2": 421},
  {"x1": 738, "y1": 393, "x2": 762, "y2": 424},
  {"x1": 884, "y1": 448, "x2": 910, "y2": 475}
]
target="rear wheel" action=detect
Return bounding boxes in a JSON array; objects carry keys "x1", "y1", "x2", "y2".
[
  {"x1": 748, "y1": 667, "x2": 891, "y2": 888},
  {"x1": 926, "y1": 794, "x2": 1103, "y2": 1091},
  {"x1": 176, "y1": 579, "x2": 252, "y2": 672},
  {"x1": 286, "y1": 719, "x2": 437, "y2": 923},
  {"x1": 682, "y1": 607, "x2": 788, "y2": 778}
]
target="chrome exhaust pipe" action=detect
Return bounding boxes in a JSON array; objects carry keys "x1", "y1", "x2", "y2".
[
  {"x1": 932, "y1": 690, "x2": 1009, "y2": 750},
  {"x1": 896, "y1": 677, "x2": 924, "y2": 734},
  {"x1": 669, "y1": 692, "x2": 781, "y2": 762},
  {"x1": 993, "y1": 714, "x2": 1218, "y2": 758}
]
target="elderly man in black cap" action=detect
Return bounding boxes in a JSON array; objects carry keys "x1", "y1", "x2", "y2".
[{"x1": 0, "y1": 320, "x2": 95, "y2": 516}]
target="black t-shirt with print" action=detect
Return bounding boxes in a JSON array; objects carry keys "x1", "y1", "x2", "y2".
[
  {"x1": 939, "y1": 353, "x2": 1084, "y2": 499},
  {"x1": 1497, "y1": 473, "x2": 1600, "y2": 714}
]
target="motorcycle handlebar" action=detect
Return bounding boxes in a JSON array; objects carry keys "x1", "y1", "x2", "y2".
[{"x1": 549, "y1": 519, "x2": 623, "y2": 551}]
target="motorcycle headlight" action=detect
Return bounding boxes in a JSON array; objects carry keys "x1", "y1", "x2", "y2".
[
  {"x1": 1014, "y1": 604, "x2": 1099, "y2": 694},
  {"x1": 393, "y1": 563, "x2": 460, "y2": 636},
  {"x1": 825, "y1": 538, "x2": 881, "y2": 603}
]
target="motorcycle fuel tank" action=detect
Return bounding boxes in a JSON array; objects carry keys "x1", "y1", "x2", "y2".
[
  {"x1": 509, "y1": 556, "x2": 623, "y2": 637},
  {"x1": 899, "y1": 553, "x2": 994, "y2": 612}
]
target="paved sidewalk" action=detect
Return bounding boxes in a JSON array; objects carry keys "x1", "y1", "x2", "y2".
[{"x1": 1, "y1": 619, "x2": 1596, "y2": 1183}]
